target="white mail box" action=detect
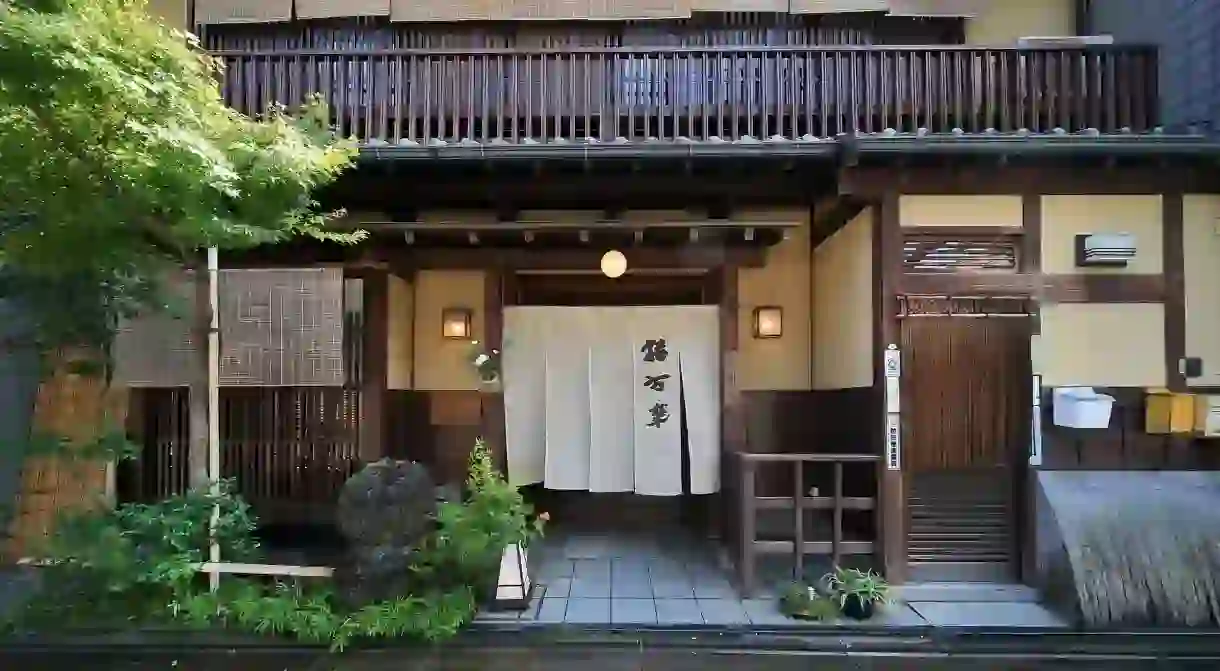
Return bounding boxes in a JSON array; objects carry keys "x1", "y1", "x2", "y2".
[{"x1": 1052, "y1": 386, "x2": 1115, "y2": 429}]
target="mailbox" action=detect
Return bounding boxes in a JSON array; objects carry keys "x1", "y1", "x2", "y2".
[{"x1": 1052, "y1": 386, "x2": 1115, "y2": 429}]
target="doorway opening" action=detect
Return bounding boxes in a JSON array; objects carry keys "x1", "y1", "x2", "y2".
[{"x1": 899, "y1": 295, "x2": 1032, "y2": 582}]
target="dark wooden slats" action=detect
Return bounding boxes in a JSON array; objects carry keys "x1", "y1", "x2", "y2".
[
  {"x1": 212, "y1": 45, "x2": 1159, "y2": 144},
  {"x1": 118, "y1": 387, "x2": 363, "y2": 525},
  {"x1": 731, "y1": 452, "x2": 880, "y2": 596}
]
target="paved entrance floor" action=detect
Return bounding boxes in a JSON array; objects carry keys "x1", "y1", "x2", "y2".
[{"x1": 474, "y1": 530, "x2": 1068, "y2": 629}]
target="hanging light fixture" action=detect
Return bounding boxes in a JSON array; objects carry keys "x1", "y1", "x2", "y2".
[{"x1": 600, "y1": 250, "x2": 627, "y2": 278}]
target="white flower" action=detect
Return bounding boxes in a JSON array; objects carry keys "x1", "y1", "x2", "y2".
[{"x1": 474, "y1": 354, "x2": 490, "y2": 366}]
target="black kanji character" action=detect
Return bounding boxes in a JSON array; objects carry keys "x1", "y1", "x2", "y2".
[
  {"x1": 646, "y1": 402, "x2": 671, "y2": 428},
  {"x1": 640, "y1": 338, "x2": 669, "y2": 362},
  {"x1": 642, "y1": 373, "x2": 671, "y2": 392}
]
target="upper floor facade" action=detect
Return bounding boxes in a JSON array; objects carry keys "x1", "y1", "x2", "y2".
[{"x1": 144, "y1": 1, "x2": 1161, "y2": 146}]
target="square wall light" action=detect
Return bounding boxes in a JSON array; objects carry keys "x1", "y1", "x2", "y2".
[
  {"x1": 442, "y1": 307, "x2": 472, "y2": 340},
  {"x1": 753, "y1": 306, "x2": 783, "y2": 339}
]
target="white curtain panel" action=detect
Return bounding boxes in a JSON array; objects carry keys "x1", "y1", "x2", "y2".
[
  {"x1": 587, "y1": 307, "x2": 636, "y2": 492},
  {"x1": 677, "y1": 306, "x2": 722, "y2": 495},
  {"x1": 501, "y1": 305, "x2": 721, "y2": 495},
  {"x1": 631, "y1": 307, "x2": 685, "y2": 496},
  {"x1": 542, "y1": 307, "x2": 593, "y2": 490},
  {"x1": 502, "y1": 308, "x2": 546, "y2": 486}
]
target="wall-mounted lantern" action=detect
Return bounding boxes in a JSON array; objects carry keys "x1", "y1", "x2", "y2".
[
  {"x1": 1075, "y1": 232, "x2": 1136, "y2": 267},
  {"x1": 442, "y1": 307, "x2": 472, "y2": 340},
  {"x1": 752, "y1": 306, "x2": 783, "y2": 339}
]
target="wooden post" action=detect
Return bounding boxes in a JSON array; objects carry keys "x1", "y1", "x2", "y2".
[
  {"x1": 873, "y1": 194, "x2": 906, "y2": 585},
  {"x1": 359, "y1": 271, "x2": 388, "y2": 461},
  {"x1": 206, "y1": 247, "x2": 220, "y2": 591},
  {"x1": 480, "y1": 269, "x2": 507, "y2": 473},
  {"x1": 188, "y1": 253, "x2": 211, "y2": 491}
]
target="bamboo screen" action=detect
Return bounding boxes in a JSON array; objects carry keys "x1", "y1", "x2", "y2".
[{"x1": 112, "y1": 268, "x2": 346, "y2": 387}]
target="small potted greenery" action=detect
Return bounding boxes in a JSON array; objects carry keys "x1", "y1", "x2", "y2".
[
  {"x1": 777, "y1": 582, "x2": 839, "y2": 621},
  {"x1": 825, "y1": 567, "x2": 890, "y2": 620}
]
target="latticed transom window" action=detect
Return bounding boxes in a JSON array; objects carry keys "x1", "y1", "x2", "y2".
[{"x1": 902, "y1": 236, "x2": 1019, "y2": 273}]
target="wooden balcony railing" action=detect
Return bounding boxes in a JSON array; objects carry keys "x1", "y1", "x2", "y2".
[
  {"x1": 213, "y1": 45, "x2": 1159, "y2": 145},
  {"x1": 729, "y1": 452, "x2": 881, "y2": 596}
]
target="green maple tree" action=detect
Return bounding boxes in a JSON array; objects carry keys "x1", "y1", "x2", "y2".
[{"x1": 0, "y1": 0, "x2": 359, "y2": 351}]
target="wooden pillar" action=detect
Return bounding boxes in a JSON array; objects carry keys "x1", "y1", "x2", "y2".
[
  {"x1": 188, "y1": 256, "x2": 211, "y2": 489},
  {"x1": 1162, "y1": 193, "x2": 1186, "y2": 392},
  {"x1": 873, "y1": 194, "x2": 905, "y2": 584},
  {"x1": 1020, "y1": 192, "x2": 1043, "y2": 584},
  {"x1": 480, "y1": 269, "x2": 507, "y2": 473},
  {"x1": 359, "y1": 271, "x2": 389, "y2": 461}
]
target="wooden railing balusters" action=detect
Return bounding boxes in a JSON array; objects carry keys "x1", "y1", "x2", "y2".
[{"x1": 212, "y1": 46, "x2": 1158, "y2": 144}]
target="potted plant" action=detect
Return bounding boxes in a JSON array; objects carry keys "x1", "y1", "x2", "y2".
[
  {"x1": 777, "y1": 582, "x2": 838, "y2": 621},
  {"x1": 825, "y1": 567, "x2": 889, "y2": 620}
]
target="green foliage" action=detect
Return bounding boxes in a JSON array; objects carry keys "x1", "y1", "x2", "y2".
[
  {"x1": 777, "y1": 582, "x2": 839, "y2": 621},
  {"x1": 169, "y1": 581, "x2": 476, "y2": 652},
  {"x1": 0, "y1": 0, "x2": 359, "y2": 352},
  {"x1": 5, "y1": 439, "x2": 543, "y2": 651},
  {"x1": 411, "y1": 438, "x2": 547, "y2": 592},
  {"x1": 824, "y1": 567, "x2": 891, "y2": 608}
]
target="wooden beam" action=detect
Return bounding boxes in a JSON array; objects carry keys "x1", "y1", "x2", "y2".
[
  {"x1": 481, "y1": 269, "x2": 507, "y2": 473},
  {"x1": 1163, "y1": 193, "x2": 1186, "y2": 391},
  {"x1": 221, "y1": 244, "x2": 771, "y2": 271},
  {"x1": 900, "y1": 273, "x2": 1166, "y2": 303},
  {"x1": 874, "y1": 193, "x2": 906, "y2": 585},
  {"x1": 840, "y1": 165, "x2": 1220, "y2": 197}
]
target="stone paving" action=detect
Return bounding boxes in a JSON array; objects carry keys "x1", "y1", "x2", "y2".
[{"x1": 475, "y1": 530, "x2": 1068, "y2": 629}]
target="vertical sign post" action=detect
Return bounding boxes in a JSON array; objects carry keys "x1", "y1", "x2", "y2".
[
  {"x1": 1029, "y1": 374, "x2": 1043, "y2": 467},
  {"x1": 884, "y1": 344, "x2": 901, "y2": 471}
]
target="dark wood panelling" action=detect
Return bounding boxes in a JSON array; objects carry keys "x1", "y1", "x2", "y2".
[
  {"x1": 1039, "y1": 388, "x2": 1220, "y2": 471},
  {"x1": 385, "y1": 389, "x2": 491, "y2": 486},
  {"x1": 841, "y1": 166, "x2": 1220, "y2": 197},
  {"x1": 740, "y1": 389, "x2": 876, "y2": 497},
  {"x1": 901, "y1": 272, "x2": 1166, "y2": 303}
]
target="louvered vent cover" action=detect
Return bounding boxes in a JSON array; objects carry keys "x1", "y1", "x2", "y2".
[{"x1": 903, "y1": 237, "x2": 1018, "y2": 272}]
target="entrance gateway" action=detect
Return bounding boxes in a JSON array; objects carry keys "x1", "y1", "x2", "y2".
[
  {"x1": 899, "y1": 296, "x2": 1032, "y2": 582},
  {"x1": 501, "y1": 305, "x2": 721, "y2": 496}
]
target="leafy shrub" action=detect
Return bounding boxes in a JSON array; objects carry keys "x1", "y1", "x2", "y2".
[
  {"x1": 410, "y1": 438, "x2": 547, "y2": 593},
  {"x1": 5, "y1": 438, "x2": 543, "y2": 651}
]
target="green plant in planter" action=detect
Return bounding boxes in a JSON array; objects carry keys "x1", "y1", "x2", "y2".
[
  {"x1": 411, "y1": 438, "x2": 547, "y2": 599},
  {"x1": 824, "y1": 567, "x2": 890, "y2": 620},
  {"x1": 777, "y1": 582, "x2": 839, "y2": 621}
]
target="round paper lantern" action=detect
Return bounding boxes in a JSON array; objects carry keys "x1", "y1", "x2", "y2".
[{"x1": 600, "y1": 250, "x2": 627, "y2": 278}]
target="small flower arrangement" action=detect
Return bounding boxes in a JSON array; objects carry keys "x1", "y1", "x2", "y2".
[{"x1": 467, "y1": 340, "x2": 501, "y2": 383}]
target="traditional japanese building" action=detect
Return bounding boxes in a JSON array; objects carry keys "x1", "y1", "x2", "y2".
[{"x1": 12, "y1": 0, "x2": 1220, "y2": 625}]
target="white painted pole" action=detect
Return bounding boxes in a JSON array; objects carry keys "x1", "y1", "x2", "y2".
[{"x1": 207, "y1": 246, "x2": 221, "y2": 592}]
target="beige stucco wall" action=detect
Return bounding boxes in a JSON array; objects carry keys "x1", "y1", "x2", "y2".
[
  {"x1": 965, "y1": 0, "x2": 1075, "y2": 45},
  {"x1": 1184, "y1": 194, "x2": 1220, "y2": 386},
  {"x1": 386, "y1": 274, "x2": 415, "y2": 390},
  {"x1": 812, "y1": 209, "x2": 874, "y2": 390},
  {"x1": 738, "y1": 210, "x2": 813, "y2": 391},
  {"x1": 411, "y1": 270, "x2": 486, "y2": 391},
  {"x1": 1036, "y1": 304, "x2": 1166, "y2": 387},
  {"x1": 899, "y1": 195, "x2": 1023, "y2": 228},
  {"x1": 1041, "y1": 195, "x2": 1163, "y2": 274}
]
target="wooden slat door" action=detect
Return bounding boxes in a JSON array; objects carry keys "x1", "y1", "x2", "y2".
[{"x1": 900, "y1": 297, "x2": 1031, "y2": 582}]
